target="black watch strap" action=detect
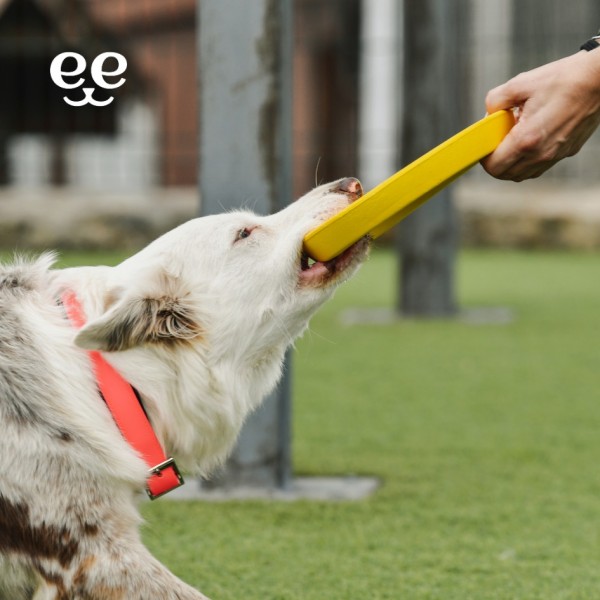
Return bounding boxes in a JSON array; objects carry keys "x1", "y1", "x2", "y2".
[{"x1": 581, "y1": 34, "x2": 600, "y2": 52}]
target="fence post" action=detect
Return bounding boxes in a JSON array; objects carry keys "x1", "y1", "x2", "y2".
[
  {"x1": 397, "y1": 0, "x2": 468, "y2": 317},
  {"x1": 197, "y1": 0, "x2": 293, "y2": 489}
]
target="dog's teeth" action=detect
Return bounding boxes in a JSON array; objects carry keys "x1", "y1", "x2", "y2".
[{"x1": 300, "y1": 252, "x2": 318, "y2": 271}]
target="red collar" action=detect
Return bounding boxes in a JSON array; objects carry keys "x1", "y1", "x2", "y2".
[{"x1": 61, "y1": 291, "x2": 184, "y2": 500}]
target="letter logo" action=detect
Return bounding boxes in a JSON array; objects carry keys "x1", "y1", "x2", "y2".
[{"x1": 50, "y1": 52, "x2": 127, "y2": 107}]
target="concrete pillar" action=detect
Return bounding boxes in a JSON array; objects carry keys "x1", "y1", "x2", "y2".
[{"x1": 198, "y1": 0, "x2": 293, "y2": 488}]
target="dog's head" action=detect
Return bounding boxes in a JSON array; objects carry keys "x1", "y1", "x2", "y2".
[
  {"x1": 69, "y1": 178, "x2": 368, "y2": 471},
  {"x1": 76, "y1": 178, "x2": 369, "y2": 362}
]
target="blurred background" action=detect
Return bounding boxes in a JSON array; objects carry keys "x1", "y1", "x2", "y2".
[
  {"x1": 5, "y1": 6, "x2": 600, "y2": 594},
  {"x1": 0, "y1": 0, "x2": 600, "y2": 251}
]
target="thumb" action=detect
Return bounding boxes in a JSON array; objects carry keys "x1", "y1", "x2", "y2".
[{"x1": 485, "y1": 77, "x2": 529, "y2": 114}]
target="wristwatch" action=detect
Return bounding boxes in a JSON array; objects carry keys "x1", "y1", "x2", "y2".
[{"x1": 581, "y1": 33, "x2": 600, "y2": 51}]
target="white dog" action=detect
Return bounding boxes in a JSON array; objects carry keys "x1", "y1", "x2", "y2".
[{"x1": 0, "y1": 178, "x2": 368, "y2": 600}]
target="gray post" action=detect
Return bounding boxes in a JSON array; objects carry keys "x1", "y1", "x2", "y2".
[
  {"x1": 397, "y1": 0, "x2": 468, "y2": 317},
  {"x1": 198, "y1": 0, "x2": 293, "y2": 488}
]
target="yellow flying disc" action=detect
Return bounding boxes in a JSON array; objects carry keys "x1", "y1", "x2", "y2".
[{"x1": 303, "y1": 110, "x2": 515, "y2": 262}]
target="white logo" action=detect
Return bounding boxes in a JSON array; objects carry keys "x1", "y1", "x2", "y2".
[{"x1": 50, "y1": 52, "x2": 127, "y2": 107}]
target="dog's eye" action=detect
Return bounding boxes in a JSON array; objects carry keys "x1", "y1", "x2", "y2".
[{"x1": 235, "y1": 228, "x2": 252, "y2": 242}]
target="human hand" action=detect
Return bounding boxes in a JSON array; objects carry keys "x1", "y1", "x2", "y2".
[{"x1": 481, "y1": 50, "x2": 600, "y2": 181}]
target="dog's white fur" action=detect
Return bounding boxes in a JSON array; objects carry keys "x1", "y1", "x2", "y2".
[{"x1": 0, "y1": 179, "x2": 367, "y2": 600}]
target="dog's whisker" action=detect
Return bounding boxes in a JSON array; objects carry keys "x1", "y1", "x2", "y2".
[
  {"x1": 270, "y1": 312, "x2": 295, "y2": 347},
  {"x1": 304, "y1": 325, "x2": 336, "y2": 346},
  {"x1": 314, "y1": 156, "x2": 322, "y2": 187}
]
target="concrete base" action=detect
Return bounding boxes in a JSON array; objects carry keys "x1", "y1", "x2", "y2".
[{"x1": 164, "y1": 476, "x2": 380, "y2": 502}]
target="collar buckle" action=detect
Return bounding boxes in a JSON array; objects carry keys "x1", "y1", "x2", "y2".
[{"x1": 147, "y1": 458, "x2": 185, "y2": 500}]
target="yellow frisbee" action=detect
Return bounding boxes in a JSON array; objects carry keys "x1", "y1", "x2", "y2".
[{"x1": 303, "y1": 110, "x2": 515, "y2": 262}]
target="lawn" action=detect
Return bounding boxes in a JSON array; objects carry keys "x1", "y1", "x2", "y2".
[{"x1": 35, "y1": 249, "x2": 600, "y2": 598}]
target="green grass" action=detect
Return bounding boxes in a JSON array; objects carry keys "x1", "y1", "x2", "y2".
[{"x1": 33, "y1": 248, "x2": 600, "y2": 598}]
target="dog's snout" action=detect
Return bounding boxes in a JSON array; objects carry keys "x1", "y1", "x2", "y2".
[{"x1": 334, "y1": 177, "x2": 363, "y2": 201}]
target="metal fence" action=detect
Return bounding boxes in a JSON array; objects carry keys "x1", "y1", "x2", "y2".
[{"x1": 1, "y1": 0, "x2": 599, "y2": 197}]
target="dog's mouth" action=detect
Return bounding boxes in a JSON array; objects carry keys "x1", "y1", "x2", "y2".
[
  {"x1": 299, "y1": 177, "x2": 369, "y2": 287},
  {"x1": 299, "y1": 238, "x2": 369, "y2": 286}
]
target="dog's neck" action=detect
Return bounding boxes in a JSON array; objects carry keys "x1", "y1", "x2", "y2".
[
  {"x1": 56, "y1": 266, "x2": 288, "y2": 477},
  {"x1": 102, "y1": 340, "x2": 286, "y2": 476}
]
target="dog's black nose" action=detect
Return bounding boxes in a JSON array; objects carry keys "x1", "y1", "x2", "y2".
[{"x1": 335, "y1": 177, "x2": 363, "y2": 198}]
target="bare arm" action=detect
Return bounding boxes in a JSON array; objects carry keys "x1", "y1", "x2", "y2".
[{"x1": 481, "y1": 48, "x2": 600, "y2": 182}]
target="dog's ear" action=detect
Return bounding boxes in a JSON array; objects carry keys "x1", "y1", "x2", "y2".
[{"x1": 75, "y1": 273, "x2": 203, "y2": 352}]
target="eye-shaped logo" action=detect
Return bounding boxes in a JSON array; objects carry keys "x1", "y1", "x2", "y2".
[{"x1": 50, "y1": 52, "x2": 127, "y2": 107}]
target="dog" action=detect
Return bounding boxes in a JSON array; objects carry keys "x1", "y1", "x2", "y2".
[{"x1": 0, "y1": 177, "x2": 368, "y2": 600}]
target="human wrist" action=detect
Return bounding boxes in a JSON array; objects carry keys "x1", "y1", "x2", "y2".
[{"x1": 580, "y1": 45, "x2": 600, "y2": 92}]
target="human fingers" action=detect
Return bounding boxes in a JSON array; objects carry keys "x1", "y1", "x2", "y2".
[
  {"x1": 485, "y1": 75, "x2": 530, "y2": 114},
  {"x1": 482, "y1": 126, "x2": 562, "y2": 181},
  {"x1": 482, "y1": 76, "x2": 534, "y2": 178},
  {"x1": 480, "y1": 124, "x2": 529, "y2": 179},
  {"x1": 483, "y1": 102, "x2": 599, "y2": 179},
  {"x1": 504, "y1": 157, "x2": 560, "y2": 182}
]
